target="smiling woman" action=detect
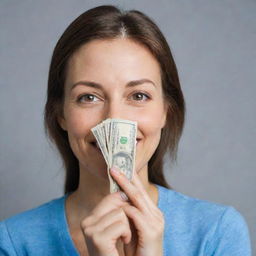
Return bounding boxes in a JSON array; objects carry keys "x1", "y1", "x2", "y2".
[
  {"x1": 58, "y1": 38, "x2": 168, "y2": 193},
  {"x1": 0, "y1": 4, "x2": 251, "y2": 256}
]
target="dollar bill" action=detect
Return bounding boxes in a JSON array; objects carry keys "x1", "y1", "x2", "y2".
[{"x1": 91, "y1": 118, "x2": 137, "y2": 193}]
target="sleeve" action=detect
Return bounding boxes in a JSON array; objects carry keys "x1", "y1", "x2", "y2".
[
  {"x1": 206, "y1": 206, "x2": 252, "y2": 256},
  {"x1": 0, "y1": 221, "x2": 18, "y2": 256}
]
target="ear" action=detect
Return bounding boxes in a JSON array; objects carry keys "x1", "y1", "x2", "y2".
[{"x1": 57, "y1": 115, "x2": 67, "y2": 131}]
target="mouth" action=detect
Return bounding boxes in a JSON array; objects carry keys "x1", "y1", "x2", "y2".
[
  {"x1": 136, "y1": 138, "x2": 141, "y2": 145},
  {"x1": 90, "y1": 141, "x2": 100, "y2": 150}
]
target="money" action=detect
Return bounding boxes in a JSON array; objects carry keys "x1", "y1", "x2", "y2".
[{"x1": 91, "y1": 118, "x2": 137, "y2": 193}]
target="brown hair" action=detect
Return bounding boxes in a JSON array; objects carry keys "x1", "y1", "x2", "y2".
[{"x1": 44, "y1": 5, "x2": 185, "y2": 194}]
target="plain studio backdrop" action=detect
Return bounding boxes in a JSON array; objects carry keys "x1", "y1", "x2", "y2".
[{"x1": 0, "y1": 0, "x2": 255, "y2": 254}]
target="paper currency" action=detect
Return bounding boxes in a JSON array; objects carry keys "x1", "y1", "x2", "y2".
[{"x1": 91, "y1": 118, "x2": 137, "y2": 193}]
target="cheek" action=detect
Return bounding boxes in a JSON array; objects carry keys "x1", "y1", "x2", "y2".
[
  {"x1": 63, "y1": 107, "x2": 98, "y2": 138},
  {"x1": 141, "y1": 117, "x2": 162, "y2": 145},
  {"x1": 135, "y1": 105, "x2": 166, "y2": 136},
  {"x1": 134, "y1": 106, "x2": 164, "y2": 170}
]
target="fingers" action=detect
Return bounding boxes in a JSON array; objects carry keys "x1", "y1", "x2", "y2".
[
  {"x1": 82, "y1": 218, "x2": 131, "y2": 245},
  {"x1": 102, "y1": 220, "x2": 132, "y2": 245},
  {"x1": 110, "y1": 168, "x2": 154, "y2": 214},
  {"x1": 82, "y1": 208, "x2": 129, "y2": 234},
  {"x1": 107, "y1": 167, "x2": 165, "y2": 255},
  {"x1": 131, "y1": 170, "x2": 156, "y2": 206},
  {"x1": 90, "y1": 191, "x2": 129, "y2": 221},
  {"x1": 80, "y1": 179, "x2": 133, "y2": 255},
  {"x1": 122, "y1": 204, "x2": 145, "y2": 231},
  {"x1": 81, "y1": 208, "x2": 132, "y2": 254},
  {"x1": 122, "y1": 204, "x2": 164, "y2": 238}
]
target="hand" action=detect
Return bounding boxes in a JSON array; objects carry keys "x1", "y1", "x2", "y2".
[
  {"x1": 80, "y1": 191, "x2": 132, "y2": 256},
  {"x1": 110, "y1": 168, "x2": 165, "y2": 256}
]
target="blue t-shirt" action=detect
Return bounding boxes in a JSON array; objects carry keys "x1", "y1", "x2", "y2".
[{"x1": 0, "y1": 185, "x2": 251, "y2": 255}]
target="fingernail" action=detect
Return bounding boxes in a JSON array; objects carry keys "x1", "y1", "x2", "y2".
[{"x1": 120, "y1": 191, "x2": 128, "y2": 201}]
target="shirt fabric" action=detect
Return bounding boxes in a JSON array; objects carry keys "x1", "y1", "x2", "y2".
[{"x1": 0, "y1": 185, "x2": 252, "y2": 255}]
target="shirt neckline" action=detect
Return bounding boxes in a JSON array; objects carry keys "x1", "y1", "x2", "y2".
[{"x1": 59, "y1": 184, "x2": 164, "y2": 255}]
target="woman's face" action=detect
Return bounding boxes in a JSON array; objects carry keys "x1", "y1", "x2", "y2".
[{"x1": 59, "y1": 38, "x2": 167, "y2": 180}]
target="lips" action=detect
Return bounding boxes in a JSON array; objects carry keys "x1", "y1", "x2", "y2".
[
  {"x1": 136, "y1": 138, "x2": 141, "y2": 145},
  {"x1": 90, "y1": 141, "x2": 100, "y2": 149}
]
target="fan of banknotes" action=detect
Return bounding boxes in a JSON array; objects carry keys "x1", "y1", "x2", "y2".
[{"x1": 91, "y1": 118, "x2": 137, "y2": 193}]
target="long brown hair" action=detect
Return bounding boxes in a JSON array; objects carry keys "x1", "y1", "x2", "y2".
[{"x1": 44, "y1": 5, "x2": 185, "y2": 194}]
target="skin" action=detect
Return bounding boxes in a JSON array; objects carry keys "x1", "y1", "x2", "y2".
[{"x1": 58, "y1": 38, "x2": 167, "y2": 256}]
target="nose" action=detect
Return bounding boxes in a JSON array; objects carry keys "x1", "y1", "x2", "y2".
[{"x1": 104, "y1": 100, "x2": 124, "y2": 120}]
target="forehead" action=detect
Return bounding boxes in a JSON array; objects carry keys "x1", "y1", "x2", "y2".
[{"x1": 65, "y1": 38, "x2": 162, "y2": 88}]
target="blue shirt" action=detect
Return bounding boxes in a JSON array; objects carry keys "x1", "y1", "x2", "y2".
[{"x1": 0, "y1": 185, "x2": 251, "y2": 255}]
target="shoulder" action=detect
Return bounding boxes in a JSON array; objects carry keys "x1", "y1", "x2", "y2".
[
  {"x1": 1, "y1": 195, "x2": 65, "y2": 230},
  {"x1": 157, "y1": 185, "x2": 230, "y2": 223},
  {"x1": 157, "y1": 185, "x2": 251, "y2": 255},
  {"x1": 0, "y1": 195, "x2": 67, "y2": 255}
]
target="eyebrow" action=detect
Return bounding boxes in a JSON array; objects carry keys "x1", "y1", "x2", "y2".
[{"x1": 70, "y1": 78, "x2": 156, "y2": 90}]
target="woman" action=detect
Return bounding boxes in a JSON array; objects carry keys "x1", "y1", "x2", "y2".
[{"x1": 0, "y1": 5, "x2": 251, "y2": 256}]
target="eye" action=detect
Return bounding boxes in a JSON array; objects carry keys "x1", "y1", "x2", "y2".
[
  {"x1": 77, "y1": 94, "x2": 100, "y2": 103},
  {"x1": 131, "y1": 92, "x2": 150, "y2": 101}
]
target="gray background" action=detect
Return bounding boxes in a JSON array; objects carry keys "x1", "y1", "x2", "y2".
[{"x1": 0, "y1": 0, "x2": 255, "y2": 254}]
